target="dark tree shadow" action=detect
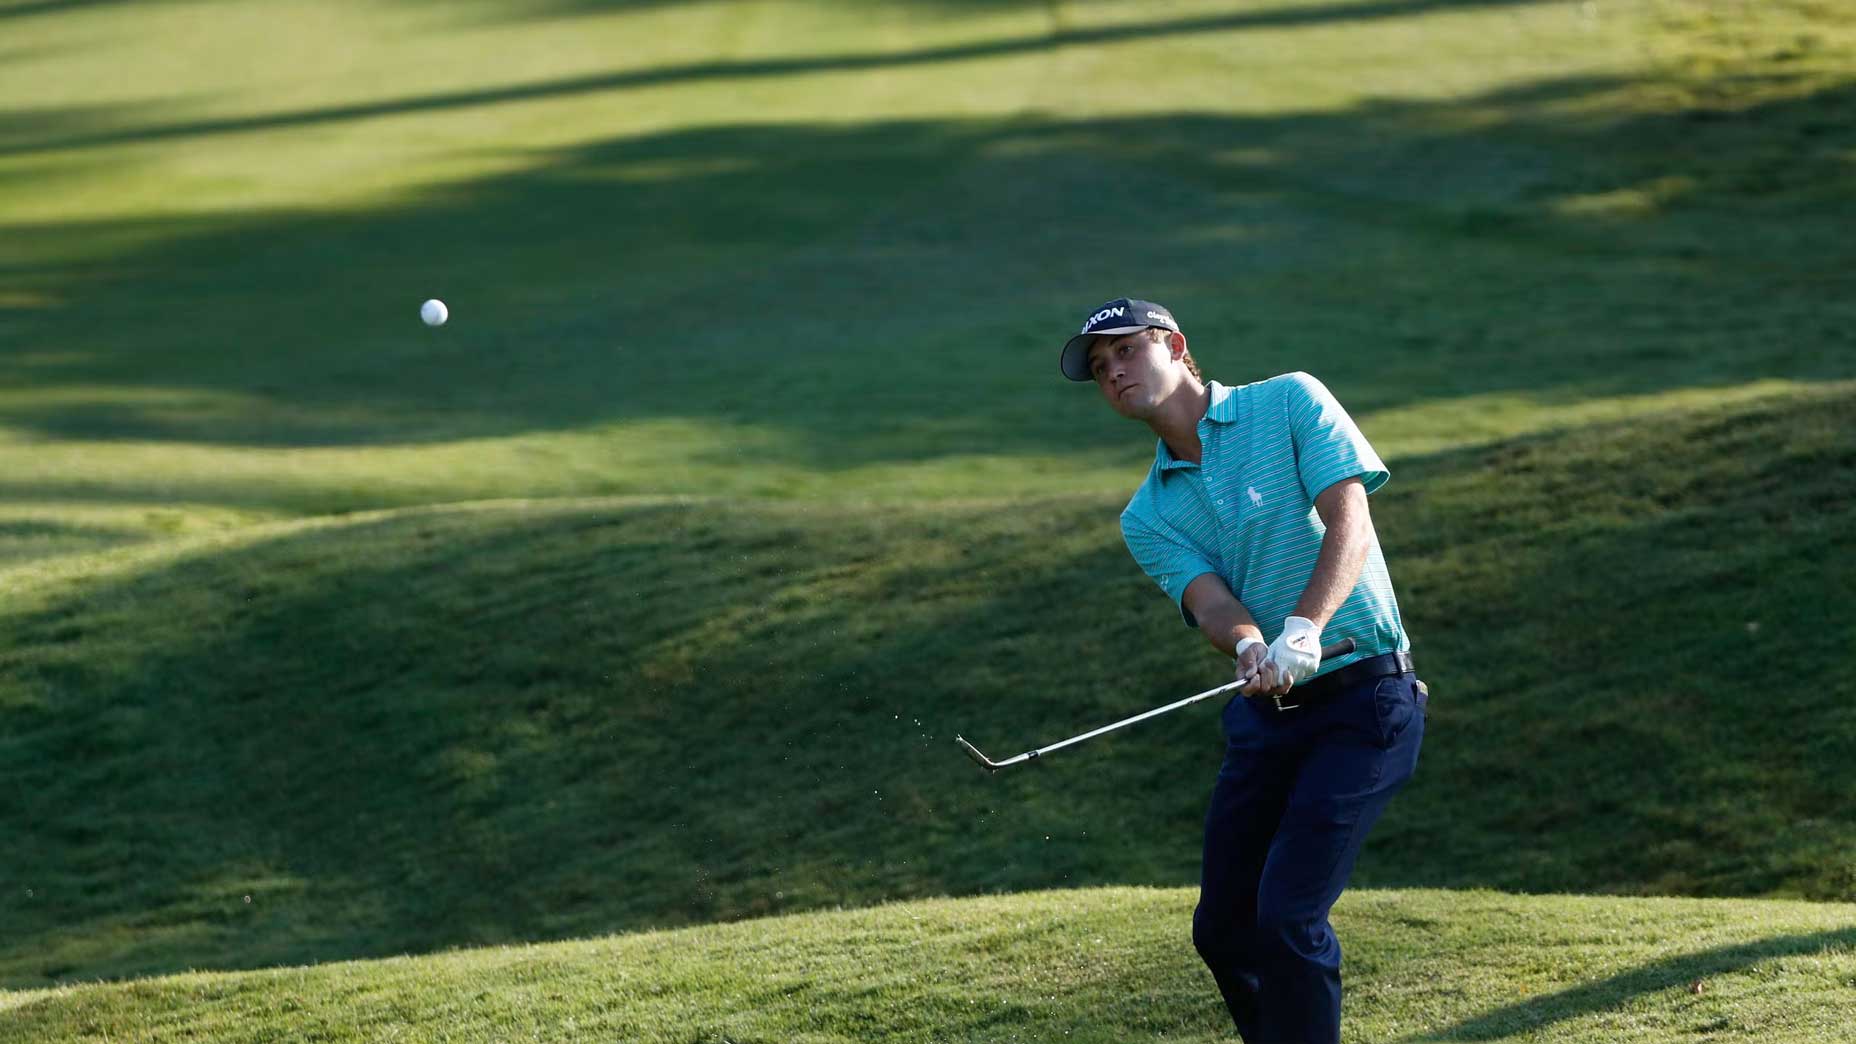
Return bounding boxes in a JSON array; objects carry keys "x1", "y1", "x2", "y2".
[
  {"x1": 341, "y1": 0, "x2": 1554, "y2": 41},
  {"x1": 0, "y1": 0, "x2": 149, "y2": 20},
  {"x1": 393, "y1": 0, "x2": 1063, "y2": 26},
  {"x1": 0, "y1": 0, "x2": 1549, "y2": 155},
  {"x1": 0, "y1": 518, "x2": 145, "y2": 564}
]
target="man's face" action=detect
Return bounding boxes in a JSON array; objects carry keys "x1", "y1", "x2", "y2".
[{"x1": 1087, "y1": 329, "x2": 1184, "y2": 419}]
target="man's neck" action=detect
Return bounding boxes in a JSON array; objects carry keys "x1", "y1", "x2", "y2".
[{"x1": 1149, "y1": 380, "x2": 1211, "y2": 465}]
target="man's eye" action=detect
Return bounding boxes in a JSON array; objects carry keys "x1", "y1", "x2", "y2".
[{"x1": 1118, "y1": 344, "x2": 1132, "y2": 355}]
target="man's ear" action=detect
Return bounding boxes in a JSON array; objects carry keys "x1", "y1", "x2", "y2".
[{"x1": 1167, "y1": 330, "x2": 1188, "y2": 360}]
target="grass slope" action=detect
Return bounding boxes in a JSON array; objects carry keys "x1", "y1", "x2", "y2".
[
  {"x1": 1, "y1": 0, "x2": 1853, "y2": 1032},
  {"x1": 4, "y1": 887, "x2": 1855, "y2": 1043},
  {"x1": 2, "y1": 384, "x2": 1850, "y2": 988}
]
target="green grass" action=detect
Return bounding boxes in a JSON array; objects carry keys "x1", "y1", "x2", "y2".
[
  {"x1": 3, "y1": 0, "x2": 1851, "y2": 535},
  {"x1": 2, "y1": 0, "x2": 1854, "y2": 1038},
  {"x1": 2, "y1": 383, "x2": 1850, "y2": 991},
  {"x1": 4, "y1": 888, "x2": 1855, "y2": 1043}
]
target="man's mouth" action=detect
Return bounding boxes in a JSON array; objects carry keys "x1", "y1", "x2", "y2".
[{"x1": 1118, "y1": 384, "x2": 1139, "y2": 399}]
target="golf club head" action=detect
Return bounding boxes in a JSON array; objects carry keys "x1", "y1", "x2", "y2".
[{"x1": 954, "y1": 735, "x2": 1000, "y2": 772}]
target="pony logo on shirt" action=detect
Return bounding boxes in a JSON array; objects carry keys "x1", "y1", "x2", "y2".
[{"x1": 1247, "y1": 486, "x2": 1264, "y2": 508}]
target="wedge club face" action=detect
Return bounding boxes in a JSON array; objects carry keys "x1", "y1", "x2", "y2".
[
  {"x1": 954, "y1": 735, "x2": 998, "y2": 771},
  {"x1": 955, "y1": 735, "x2": 1031, "y2": 772}
]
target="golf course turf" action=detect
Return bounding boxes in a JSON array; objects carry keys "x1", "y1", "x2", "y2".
[{"x1": 2, "y1": 0, "x2": 1852, "y2": 1039}]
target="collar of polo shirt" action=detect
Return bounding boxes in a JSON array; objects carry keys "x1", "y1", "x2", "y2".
[{"x1": 1156, "y1": 381, "x2": 1240, "y2": 471}]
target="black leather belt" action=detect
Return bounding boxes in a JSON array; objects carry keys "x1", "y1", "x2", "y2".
[{"x1": 1261, "y1": 650, "x2": 1415, "y2": 712}]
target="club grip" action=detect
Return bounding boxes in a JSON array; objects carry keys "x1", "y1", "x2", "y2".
[{"x1": 1321, "y1": 638, "x2": 1356, "y2": 659}]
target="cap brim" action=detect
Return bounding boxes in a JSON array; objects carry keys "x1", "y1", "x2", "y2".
[{"x1": 1059, "y1": 325, "x2": 1146, "y2": 381}]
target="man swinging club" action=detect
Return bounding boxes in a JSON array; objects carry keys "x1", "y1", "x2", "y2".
[{"x1": 1059, "y1": 298, "x2": 1425, "y2": 1044}]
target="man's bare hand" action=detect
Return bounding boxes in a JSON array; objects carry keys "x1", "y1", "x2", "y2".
[
  {"x1": 1234, "y1": 636, "x2": 1269, "y2": 695},
  {"x1": 1252, "y1": 659, "x2": 1296, "y2": 697}
]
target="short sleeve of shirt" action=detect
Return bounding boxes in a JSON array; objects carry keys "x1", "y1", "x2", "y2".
[
  {"x1": 1282, "y1": 371, "x2": 1389, "y2": 501},
  {"x1": 1121, "y1": 510, "x2": 1217, "y2": 628}
]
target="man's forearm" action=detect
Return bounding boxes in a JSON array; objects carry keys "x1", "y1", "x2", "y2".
[
  {"x1": 1295, "y1": 484, "x2": 1373, "y2": 629},
  {"x1": 1199, "y1": 600, "x2": 1264, "y2": 659}
]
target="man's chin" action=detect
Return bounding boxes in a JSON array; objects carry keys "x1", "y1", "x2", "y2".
[{"x1": 1118, "y1": 390, "x2": 1155, "y2": 415}]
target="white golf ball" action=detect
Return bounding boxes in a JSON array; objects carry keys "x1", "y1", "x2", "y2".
[{"x1": 420, "y1": 299, "x2": 448, "y2": 327}]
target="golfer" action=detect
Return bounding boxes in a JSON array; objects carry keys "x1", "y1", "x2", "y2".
[{"x1": 1059, "y1": 298, "x2": 1425, "y2": 1044}]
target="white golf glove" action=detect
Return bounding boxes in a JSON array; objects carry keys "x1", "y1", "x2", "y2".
[{"x1": 1259, "y1": 616, "x2": 1323, "y2": 690}]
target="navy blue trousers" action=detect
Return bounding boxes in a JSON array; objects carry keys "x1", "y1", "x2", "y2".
[{"x1": 1193, "y1": 671, "x2": 1424, "y2": 1044}]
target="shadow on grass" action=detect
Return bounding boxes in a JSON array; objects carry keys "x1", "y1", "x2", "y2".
[
  {"x1": 0, "y1": 0, "x2": 1549, "y2": 154},
  {"x1": 1, "y1": 384, "x2": 1851, "y2": 986},
  {"x1": 3, "y1": 70, "x2": 1852, "y2": 476},
  {"x1": 0, "y1": 0, "x2": 148, "y2": 20},
  {"x1": 395, "y1": 0, "x2": 1073, "y2": 27},
  {"x1": 1411, "y1": 927, "x2": 1856, "y2": 1041},
  {"x1": 442, "y1": 0, "x2": 1533, "y2": 23},
  {"x1": 1362, "y1": 382, "x2": 1856, "y2": 899},
  {"x1": 0, "y1": 518, "x2": 145, "y2": 564},
  {"x1": 0, "y1": 492, "x2": 1220, "y2": 986}
]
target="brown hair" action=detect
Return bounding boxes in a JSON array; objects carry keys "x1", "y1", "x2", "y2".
[{"x1": 1145, "y1": 326, "x2": 1202, "y2": 382}]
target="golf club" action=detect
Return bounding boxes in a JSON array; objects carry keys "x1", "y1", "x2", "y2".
[{"x1": 955, "y1": 638, "x2": 1357, "y2": 773}]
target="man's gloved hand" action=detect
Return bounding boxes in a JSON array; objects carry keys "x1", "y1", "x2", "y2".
[{"x1": 1255, "y1": 616, "x2": 1322, "y2": 695}]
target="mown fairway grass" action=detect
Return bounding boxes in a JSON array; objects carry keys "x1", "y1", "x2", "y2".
[
  {"x1": 3, "y1": 0, "x2": 1854, "y2": 1039},
  {"x1": 4, "y1": 888, "x2": 1855, "y2": 1043}
]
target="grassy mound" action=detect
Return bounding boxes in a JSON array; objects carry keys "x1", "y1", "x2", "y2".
[
  {"x1": 4, "y1": 887, "x2": 1854, "y2": 1043},
  {"x1": 2, "y1": 0, "x2": 1853, "y2": 1029},
  {"x1": 1376, "y1": 381, "x2": 1856, "y2": 899},
  {"x1": 3, "y1": 384, "x2": 1850, "y2": 987}
]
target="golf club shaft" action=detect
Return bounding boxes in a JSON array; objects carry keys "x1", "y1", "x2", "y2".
[{"x1": 957, "y1": 638, "x2": 1356, "y2": 772}]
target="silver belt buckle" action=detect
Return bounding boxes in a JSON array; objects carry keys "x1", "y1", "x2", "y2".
[{"x1": 1271, "y1": 693, "x2": 1300, "y2": 712}]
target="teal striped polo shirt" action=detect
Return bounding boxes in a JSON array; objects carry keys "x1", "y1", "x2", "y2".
[{"x1": 1119, "y1": 372, "x2": 1408, "y2": 678}]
